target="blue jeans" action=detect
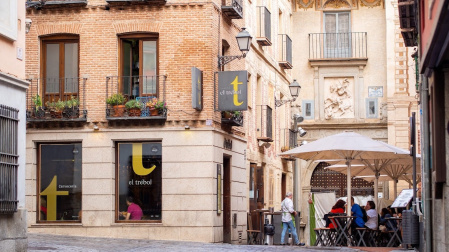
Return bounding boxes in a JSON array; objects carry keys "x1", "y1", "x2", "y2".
[{"x1": 281, "y1": 220, "x2": 300, "y2": 244}]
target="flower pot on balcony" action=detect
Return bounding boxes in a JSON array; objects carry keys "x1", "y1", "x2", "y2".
[
  {"x1": 128, "y1": 108, "x2": 141, "y2": 117},
  {"x1": 113, "y1": 105, "x2": 125, "y2": 117},
  {"x1": 149, "y1": 108, "x2": 158, "y2": 116}
]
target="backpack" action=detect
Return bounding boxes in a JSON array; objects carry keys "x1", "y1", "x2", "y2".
[{"x1": 360, "y1": 207, "x2": 368, "y2": 222}]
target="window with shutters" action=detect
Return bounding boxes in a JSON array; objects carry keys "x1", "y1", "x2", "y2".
[{"x1": 324, "y1": 12, "x2": 351, "y2": 58}]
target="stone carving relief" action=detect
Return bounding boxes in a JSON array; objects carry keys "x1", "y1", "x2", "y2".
[
  {"x1": 359, "y1": 0, "x2": 382, "y2": 8},
  {"x1": 324, "y1": 78, "x2": 354, "y2": 120},
  {"x1": 379, "y1": 102, "x2": 388, "y2": 122},
  {"x1": 297, "y1": 0, "x2": 314, "y2": 9},
  {"x1": 316, "y1": 0, "x2": 357, "y2": 10}
]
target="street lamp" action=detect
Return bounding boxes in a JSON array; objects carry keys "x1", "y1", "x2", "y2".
[
  {"x1": 218, "y1": 28, "x2": 252, "y2": 67},
  {"x1": 275, "y1": 79, "x2": 301, "y2": 107}
]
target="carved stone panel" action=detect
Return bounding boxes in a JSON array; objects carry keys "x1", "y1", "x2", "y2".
[{"x1": 324, "y1": 77, "x2": 354, "y2": 119}]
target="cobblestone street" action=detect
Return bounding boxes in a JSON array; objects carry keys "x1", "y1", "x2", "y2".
[{"x1": 27, "y1": 233, "x2": 362, "y2": 252}]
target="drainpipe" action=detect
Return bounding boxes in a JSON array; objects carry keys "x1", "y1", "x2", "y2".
[{"x1": 420, "y1": 77, "x2": 432, "y2": 252}]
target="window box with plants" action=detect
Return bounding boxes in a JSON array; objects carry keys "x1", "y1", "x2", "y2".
[
  {"x1": 125, "y1": 99, "x2": 144, "y2": 117},
  {"x1": 63, "y1": 96, "x2": 80, "y2": 119},
  {"x1": 46, "y1": 100, "x2": 66, "y2": 119},
  {"x1": 106, "y1": 93, "x2": 126, "y2": 117},
  {"x1": 221, "y1": 111, "x2": 243, "y2": 126},
  {"x1": 146, "y1": 97, "x2": 166, "y2": 116},
  {"x1": 31, "y1": 94, "x2": 45, "y2": 119}
]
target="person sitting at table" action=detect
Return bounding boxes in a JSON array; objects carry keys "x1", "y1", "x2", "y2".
[
  {"x1": 379, "y1": 207, "x2": 397, "y2": 231},
  {"x1": 328, "y1": 199, "x2": 346, "y2": 229},
  {"x1": 121, "y1": 196, "x2": 143, "y2": 220},
  {"x1": 364, "y1": 200, "x2": 378, "y2": 230},
  {"x1": 351, "y1": 197, "x2": 365, "y2": 229}
]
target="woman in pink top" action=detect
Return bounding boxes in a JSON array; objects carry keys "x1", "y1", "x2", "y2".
[{"x1": 124, "y1": 196, "x2": 143, "y2": 220}]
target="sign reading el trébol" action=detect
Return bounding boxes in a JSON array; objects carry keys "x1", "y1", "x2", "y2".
[{"x1": 218, "y1": 70, "x2": 248, "y2": 111}]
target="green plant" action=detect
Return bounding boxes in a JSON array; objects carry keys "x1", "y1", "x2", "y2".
[
  {"x1": 66, "y1": 96, "x2": 80, "y2": 108},
  {"x1": 125, "y1": 99, "x2": 143, "y2": 109},
  {"x1": 54, "y1": 100, "x2": 66, "y2": 112},
  {"x1": 232, "y1": 111, "x2": 242, "y2": 116},
  {"x1": 31, "y1": 94, "x2": 42, "y2": 110},
  {"x1": 154, "y1": 100, "x2": 166, "y2": 110},
  {"x1": 106, "y1": 93, "x2": 125, "y2": 106}
]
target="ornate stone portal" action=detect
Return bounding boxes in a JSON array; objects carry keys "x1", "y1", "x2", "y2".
[{"x1": 324, "y1": 77, "x2": 354, "y2": 119}]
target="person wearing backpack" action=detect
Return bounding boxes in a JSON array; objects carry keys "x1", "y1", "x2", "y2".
[{"x1": 350, "y1": 197, "x2": 365, "y2": 228}]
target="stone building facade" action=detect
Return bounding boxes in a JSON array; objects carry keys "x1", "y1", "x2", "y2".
[
  {"x1": 24, "y1": 0, "x2": 296, "y2": 244},
  {"x1": 291, "y1": 0, "x2": 418, "y2": 243},
  {"x1": 0, "y1": 0, "x2": 29, "y2": 250}
]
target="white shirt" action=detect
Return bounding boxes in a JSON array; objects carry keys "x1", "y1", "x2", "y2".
[
  {"x1": 365, "y1": 209, "x2": 378, "y2": 229},
  {"x1": 281, "y1": 197, "x2": 294, "y2": 222}
]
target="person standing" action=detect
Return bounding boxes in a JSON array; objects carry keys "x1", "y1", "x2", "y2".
[{"x1": 280, "y1": 192, "x2": 305, "y2": 246}]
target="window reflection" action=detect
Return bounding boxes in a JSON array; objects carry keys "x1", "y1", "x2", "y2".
[{"x1": 117, "y1": 142, "x2": 162, "y2": 222}]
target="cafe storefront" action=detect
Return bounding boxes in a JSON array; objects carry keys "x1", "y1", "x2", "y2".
[{"x1": 26, "y1": 129, "x2": 247, "y2": 243}]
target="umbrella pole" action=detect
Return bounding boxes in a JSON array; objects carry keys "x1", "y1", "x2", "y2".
[
  {"x1": 346, "y1": 160, "x2": 352, "y2": 215},
  {"x1": 393, "y1": 179, "x2": 397, "y2": 199},
  {"x1": 374, "y1": 174, "x2": 379, "y2": 208}
]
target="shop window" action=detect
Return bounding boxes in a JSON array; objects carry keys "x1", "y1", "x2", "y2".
[
  {"x1": 38, "y1": 143, "x2": 82, "y2": 222},
  {"x1": 116, "y1": 142, "x2": 162, "y2": 222}
]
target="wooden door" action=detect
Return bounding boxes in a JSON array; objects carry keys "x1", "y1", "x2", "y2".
[{"x1": 223, "y1": 156, "x2": 231, "y2": 243}]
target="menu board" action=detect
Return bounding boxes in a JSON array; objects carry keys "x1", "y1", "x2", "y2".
[{"x1": 391, "y1": 189, "x2": 414, "y2": 208}]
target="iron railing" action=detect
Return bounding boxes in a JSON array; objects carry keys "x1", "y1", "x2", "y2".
[
  {"x1": 257, "y1": 6, "x2": 271, "y2": 43},
  {"x1": 279, "y1": 34, "x2": 292, "y2": 68},
  {"x1": 309, "y1": 32, "x2": 367, "y2": 59},
  {"x1": 258, "y1": 105, "x2": 272, "y2": 140},
  {"x1": 222, "y1": 0, "x2": 243, "y2": 19},
  {"x1": 0, "y1": 105, "x2": 18, "y2": 214},
  {"x1": 26, "y1": 77, "x2": 87, "y2": 121},
  {"x1": 105, "y1": 75, "x2": 167, "y2": 119}
]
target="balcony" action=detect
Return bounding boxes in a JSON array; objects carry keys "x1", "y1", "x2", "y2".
[
  {"x1": 398, "y1": 0, "x2": 417, "y2": 47},
  {"x1": 256, "y1": 6, "x2": 272, "y2": 46},
  {"x1": 257, "y1": 105, "x2": 273, "y2": 143},
  {"x1": 221, "y1": 111, "x2": 243, "y2": 127},
  {"x1": 280, "y1": 129, "x2": 297, "y2": 161},
  {"x1": 26, "y1": 0, "x2": 87, "y2": 9},
  {"x1": 26, "y1": 77, "x2": 88, "y2": 124},
  {"x1": 222, "y1": 0, "x2": 243, "y2": 19},
  {"x1": 105, "y1": 75, "x2": 167, "y2": 121},
  {"x1": 278, "y1": 34, "x2": 293, "y2": 69},
  {"x1": 309, "y1": 32, "x2": 367, "y2": 63},
  {"x1": 105, "y1": 0, "x2": 167, "y2": 5}
]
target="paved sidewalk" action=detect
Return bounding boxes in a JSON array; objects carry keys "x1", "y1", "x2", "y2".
[{"x1": 27, "y1": 233, "x2": 361, "y2": 252}]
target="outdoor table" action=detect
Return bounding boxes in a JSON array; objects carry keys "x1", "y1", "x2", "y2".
[
  {"x1": 385, "y1": 217, "x2": 402, "y2": 247},
  {"x1": 252, "y1": 209, "x2": 270, "y2": 245},
  {"x1": 329, "y1": 215, "x2": 355, "y2": 246}
]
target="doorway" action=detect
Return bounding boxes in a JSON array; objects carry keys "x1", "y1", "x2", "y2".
[{"x1": 223, "y1": 155, "x2": 231, "y2": 243}]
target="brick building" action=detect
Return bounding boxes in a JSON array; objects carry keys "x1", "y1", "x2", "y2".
[{"x1": 24, "y1": 0, "x2": 296, "y2": 244}]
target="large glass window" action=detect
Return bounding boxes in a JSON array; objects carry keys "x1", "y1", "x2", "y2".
[
  {"x1": 38, "y1": 143, "x2": 82, "y2": 222},
  {"x1": 116, "y1": 142, "x2": 162, "y2": 222},
  {"x1": 42, "y1": 36, "x2": 79, "y2": 104},
  {"x1": 324, "y1": 12, "x2": 351, "y2": 58}
]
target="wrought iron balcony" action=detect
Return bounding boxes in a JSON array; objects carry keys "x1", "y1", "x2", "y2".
[
  {"x1": 105, "y1": 75, "x2": 167, "y2": 121},
  {"x1": 309, "y1": 32, "x2": 367, "y2": 60},
  {"x1": 26, "y1": 77, "x2": 88, "y2": 123},
  {"x1": 279, "y1": 34, "x2": 293, "y2": 69},
  {"x1": 26, "y1": 0, "x2": 87, "y2": 9},
  {"x1": 256, "y1": 6, "x2": 272, "y2": 46},
  {"x1": 257, "y1": 105, "x2": 273, "y2": 142},
  {"x1": 398, "y1": 0, "x2": 417, "y2": 47},
  {"x1": 221, "y1": 111, "x2": 243, "y2": 127},
  {"x1": 222, "y1": 0, "x2": 243, "y2": 19}
]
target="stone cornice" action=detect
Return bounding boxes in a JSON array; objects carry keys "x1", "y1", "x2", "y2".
[{"x1": 0, "y1": 72, "x2": 30, "y2": 91}]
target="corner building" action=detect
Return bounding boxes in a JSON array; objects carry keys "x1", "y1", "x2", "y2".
[{"x1": 25, "y1": 0, "x2": 296, "y2": 243}]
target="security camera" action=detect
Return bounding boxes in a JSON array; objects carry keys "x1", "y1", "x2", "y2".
[{"x1": 293, "y1": 114, "x2": 304, "y2": 123}]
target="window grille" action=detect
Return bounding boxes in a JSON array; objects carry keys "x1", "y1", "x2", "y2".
[{"x1": 0, "y1": 104, "x2": 19, "y2": 214}]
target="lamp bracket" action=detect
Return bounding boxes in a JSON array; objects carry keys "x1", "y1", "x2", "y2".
[
  {"x1": 275, "y1": 98, "x2": 296, "y2": 107},
  {"x1": 218, "y1": 53, "x2": 246, "y2": 67}
]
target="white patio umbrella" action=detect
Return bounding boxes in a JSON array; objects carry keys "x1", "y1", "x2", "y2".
[{"x1": 280, "y1": 131, "x2": 410, "y2": 214}]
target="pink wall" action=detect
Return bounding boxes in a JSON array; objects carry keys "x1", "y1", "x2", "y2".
[{"x1": 0, "y1": 0, "x2": 26, "y2": 80}]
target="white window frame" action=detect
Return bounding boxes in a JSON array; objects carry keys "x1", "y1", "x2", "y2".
[{"x1": 0, "y1": 0, "x2": 17, "y2": 41}]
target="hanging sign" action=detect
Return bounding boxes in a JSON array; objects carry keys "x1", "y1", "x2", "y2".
[
  {"x1": 192, "y1": 67, "x2": 203, "y2": 110},
  {"x1": 218, "y1": 71, "x2": 248, "y2": 111}
]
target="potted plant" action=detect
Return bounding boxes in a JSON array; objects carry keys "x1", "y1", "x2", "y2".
[
  {"x1": 154, "y1": 99, "x2": 166, "y2": 115},
  {"x1": 46, "y1": 99, "x2": 65, "y2": 119},
  {"x1": 64, "y1": 96, "x2": 80, "y2": 119},
  {"x1": 31, "y1": 94, "x2": 45, "y2": 118},
  {"x1": 106, "y1": 93, "x2": 126, "y2": 117},
  {"x1": 125, "y1": 99, "x2": 143, "y2": 117},
  {"x1": 146, "y1": 97, "x2": 160, "y2": 116}
]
